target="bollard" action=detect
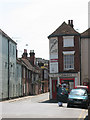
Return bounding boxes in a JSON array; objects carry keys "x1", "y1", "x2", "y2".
[{"x1": 88, "y1": 105, "x2": 90, "y2": 120}]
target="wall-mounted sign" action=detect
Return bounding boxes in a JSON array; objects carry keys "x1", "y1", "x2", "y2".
[{"x1": 49, "y1": 37, "x2": 58, "y2": 73}]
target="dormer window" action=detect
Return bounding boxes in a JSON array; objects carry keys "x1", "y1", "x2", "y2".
[{"x1": 63, "y1": 36, "x2": 74, "y2": 47}]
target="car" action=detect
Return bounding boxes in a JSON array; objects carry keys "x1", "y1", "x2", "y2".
[
  {"x1": 67, "y1": 88, "x2": 89, "y2": 108},
  {"x1": 57, "y1": 87, "x2": 68, "y2": 103},
  {"x1": 75, "y1": 85, "x2": 88, "y2": 93}
]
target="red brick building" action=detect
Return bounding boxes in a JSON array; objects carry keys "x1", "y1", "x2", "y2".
[
  {"x1": 19, "y1": 49, "x2": 49, "y2": 96},
  {"x1": 19, "y1": 49, "x2": 42, "y2": 96},
  {"x1": 48, "y1": 20, "x2": 81, "y2": 100}
]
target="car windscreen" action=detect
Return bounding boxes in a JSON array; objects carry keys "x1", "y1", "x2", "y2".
[{"x1": 70, "y1": 89, "x2": 87, "y2": 96}]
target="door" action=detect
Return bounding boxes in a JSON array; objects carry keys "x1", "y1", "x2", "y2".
[
  {"x1": 52, "y1": 80, "x2": 57, "y2": 99},
  {"x1": 60, "y1": 78, "x2": 75, "y2": 92}
]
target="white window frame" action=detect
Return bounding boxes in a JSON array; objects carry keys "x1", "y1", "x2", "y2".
[
  {"x1": 63, "y1": 36, "x2": 74, "y2": 47},
  {"x1": 63, "y1": 51, "x2": 75, "y2": 70}
]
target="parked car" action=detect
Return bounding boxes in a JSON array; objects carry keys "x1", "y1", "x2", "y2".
[
  {"x1": 75, "y1": 85, "x2": 88, "y2": 93},
  {"x1": 67, "y1": 88, "x2": 89, "y2": 108},
  {"x1": 57, "y1": 87, "x2": 68, "y2": 103}
]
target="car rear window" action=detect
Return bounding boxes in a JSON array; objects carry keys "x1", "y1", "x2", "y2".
[{"x1": 70, "y1": 89, "x2": 87, "y2": 96}]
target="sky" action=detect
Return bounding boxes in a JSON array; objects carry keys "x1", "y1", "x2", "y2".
[{"x1": 0, "y1": 0, "x2": 90, "y2": 59}]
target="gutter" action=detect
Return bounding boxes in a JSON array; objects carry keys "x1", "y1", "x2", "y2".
[{"x1": 48, "y1": 34, "x2": 80, "y2": 39}]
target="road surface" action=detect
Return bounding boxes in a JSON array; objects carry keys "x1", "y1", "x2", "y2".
[{"x1": 0, "y1": 92, "x2": 88, "y2": 119}]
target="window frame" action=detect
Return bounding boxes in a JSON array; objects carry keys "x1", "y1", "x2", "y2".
[
  {"x1": 63, "y1": 51, "x2": 75, "y2": 70},
  {"x1": 63, "y1": 36, "x2": 74, "y2": 47}
]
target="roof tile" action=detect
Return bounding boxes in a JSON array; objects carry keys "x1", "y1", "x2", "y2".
[{"x1": 48, "y1": 22, "x2": 80, "y2": 38}]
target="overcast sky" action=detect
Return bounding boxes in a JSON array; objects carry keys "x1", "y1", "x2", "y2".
[{"x1": 0, "y1": 0, "x2": 89, "y2": 59}]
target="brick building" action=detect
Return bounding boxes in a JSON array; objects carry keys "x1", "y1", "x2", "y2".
[
  {"x1": 20, "y1": 49, "x2": 42, "y2": 95},
  {"x1": 48, "y1": 20, "x2": 81, "y2": 100}
]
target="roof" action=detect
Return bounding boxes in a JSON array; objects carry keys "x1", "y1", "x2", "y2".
[
  {"x1": 0, "y1": 29, "x2": 17, "y2": 44},
  {"x1": 48, "y1": 22, "x2": 80, "y2": 38},
  {"x1": 17, "y1": 59, "x2": 22, "y2": 65},
  {"x1": 20, "y1": 58, "x2": 41, "y2": 74},
  {"x1": 81, "y1": 28, "x2": 90, "y2": 38}
]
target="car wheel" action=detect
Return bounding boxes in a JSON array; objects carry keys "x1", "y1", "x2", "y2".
[
  {"x1": 84, "y1": 103, "x2": 88, "y2": 109},
  {"x1": 67, "y1": 103, "x2": 70, "y2": 107}
]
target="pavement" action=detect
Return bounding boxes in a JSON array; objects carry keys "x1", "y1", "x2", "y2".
[{"x1": 1, "y1": 92, "x2": 49, "y2": 103}]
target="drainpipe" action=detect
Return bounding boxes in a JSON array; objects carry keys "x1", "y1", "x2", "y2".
[
  {"x1": 80, "y1": 36, "x2": 81, "y2": 85},
  {"x1": 8, "y1": 40, "x2": 9, "y2": 99}
]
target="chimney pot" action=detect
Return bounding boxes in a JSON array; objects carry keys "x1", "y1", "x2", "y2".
[
  {"x1": 71, "y1": 20, "x2": 74, "y2": 28},
  {"x1": 24, "y1": 49, "x2": 27, "y2": 53},
  {"x1": 22, "y1": 49, "x2": 28, "y2": 58},
  {"x1": 68, "y1": 20, "x2": 74, "y2": 28},
  {"x1": 68, "y1": 20, "x2": 71, "y2": 25},
  {"x1": 29, "y1": 50, "x2": 35, "y2": 65}
]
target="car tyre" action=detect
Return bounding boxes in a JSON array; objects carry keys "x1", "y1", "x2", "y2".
[{"x1": 67, "y1": 103, "x2": 70, "y2": 107}]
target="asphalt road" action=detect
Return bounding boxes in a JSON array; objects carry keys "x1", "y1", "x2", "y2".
[{"x1": 0, "y1": 92, "x2": 88, "y2": 119}]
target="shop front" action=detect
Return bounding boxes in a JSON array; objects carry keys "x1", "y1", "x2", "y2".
[{"x1": 49, "y1": 72, "x2": 80, "y2": 100}]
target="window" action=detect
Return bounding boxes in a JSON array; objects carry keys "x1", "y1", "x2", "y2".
[
  {"x1": 63, "y1": 54, "x2": 74, "y2": 70},
  {"x1": 29, "y1": 71, "x2": 31, "y2": 79},
  {"x1": 10, "y1": 44, "x2": 11, "y2": 52},
  {"x1": 50, "y1": 62, "x2": 58, "y2": 73},
  {"x1": 63, "y1": 36, "x2": 74, "y2": 47},
  {"x1": 5, "y1": 62, "x2": 7, "y2": 68},
  {"x1": 13, "y1": 46, "x2": 14, "y2": 55},
  {"x1": 23, "y1": 67, "x2": 25, "y2": 78}
]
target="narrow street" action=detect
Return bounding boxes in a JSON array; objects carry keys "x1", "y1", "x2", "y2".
[{"x1": 0, "y1": 92, "x2": 88, "y2": 119}]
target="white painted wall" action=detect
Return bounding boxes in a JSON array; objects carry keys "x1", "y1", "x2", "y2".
[
  {"x1": 88, "y1": 1, "x2": 90, "y2": 28},
  {"x1": 0, "y1": 35, "x2": 8, "y2": 100},
  {"x1": 0, "y1": 31, "x2": 18, "y2": 100},
  {"x1": 16, "y1": 63, "x2": 22, "y2": 97},
  {"x1": 9, "y1": 41, "x2": 17, "y2": 98},
  {"x1": 0, "y1": 34, "x2": 2, "y2": 100},
  {"x1": 49, "y1": 37, "x2": 58, "y2": 73}
]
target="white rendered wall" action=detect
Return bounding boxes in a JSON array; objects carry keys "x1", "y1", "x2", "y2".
[
  {"x1": 16, "y1": 63, "x2": 22, "y2": 97},
  {"x1": 2, "y1": 35, "x2": 8, "y2": 99},
  {"x1": 0, "y1": 34, "x2": 2, "y2": 100},
  {"x1": 9, "y1": 41, "x2": 17, "y2": 98},
  {"x1": 88, "y1": 1, "x2": 90, "y2": 28}
]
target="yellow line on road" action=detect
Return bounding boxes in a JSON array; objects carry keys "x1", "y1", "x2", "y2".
[{"x1": 78, "y1": 109, "x2": 88, "y2": 120}]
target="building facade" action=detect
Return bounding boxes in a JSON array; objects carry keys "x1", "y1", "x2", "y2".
[
  {"x1": 48, "y1": 20, "x2": 81, "y2": 100},
  {"x1": 81, "y1": 28, "x2": 90, "y2": 93},
  {"x1": 20, "y1": 49, "x2": 42, "y2": 95},
  {"x1": 16, "y1": 59, "x2": 22, "y2": 97},
  {"x1": 36, "y1": 58, "x2": 49, "y2": 93},
  {"x1": 0, "y1": 29, "x2": 17, "y2": 100}
]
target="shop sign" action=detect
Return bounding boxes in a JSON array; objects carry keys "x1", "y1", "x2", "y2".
[{"x1": 60, "y1": 73, "x2": 77, "y2": 77}]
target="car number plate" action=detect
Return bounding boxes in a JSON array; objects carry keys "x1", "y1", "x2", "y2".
[{"x1": 74, "y1": 101, "x2": 81, "y2": 104}]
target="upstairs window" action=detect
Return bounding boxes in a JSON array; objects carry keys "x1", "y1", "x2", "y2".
[
  {"x1": 63, "y1": 51, "x2": 75, "y2": 70},
  {"x1": 13, "y1": 46, "x2": 14, "y2": 55},
  {"x1": 63, "y1": 36, "x2": 74, "y2": 47}
]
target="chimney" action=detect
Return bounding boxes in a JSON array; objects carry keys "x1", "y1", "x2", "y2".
[
  {"x1": 71, "y1": 20, "x2": 74, "y2": 28},
  {"x1": 29, "y1": 50, "x2": 35, "y2": 66},
  {"x1": 22, "y1": 49, "x2": 28, "y2": 58},
  {"x1": 68, "y1": 20, "x2": 74, "y2": 28},
  {"x1": 68, "y1": 20, "x2": 70, "y2": 25}
]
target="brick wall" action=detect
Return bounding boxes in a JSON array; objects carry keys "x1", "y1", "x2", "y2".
[{"x1": 58, "y1": 35, "x2": 80, "y2": 73}]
